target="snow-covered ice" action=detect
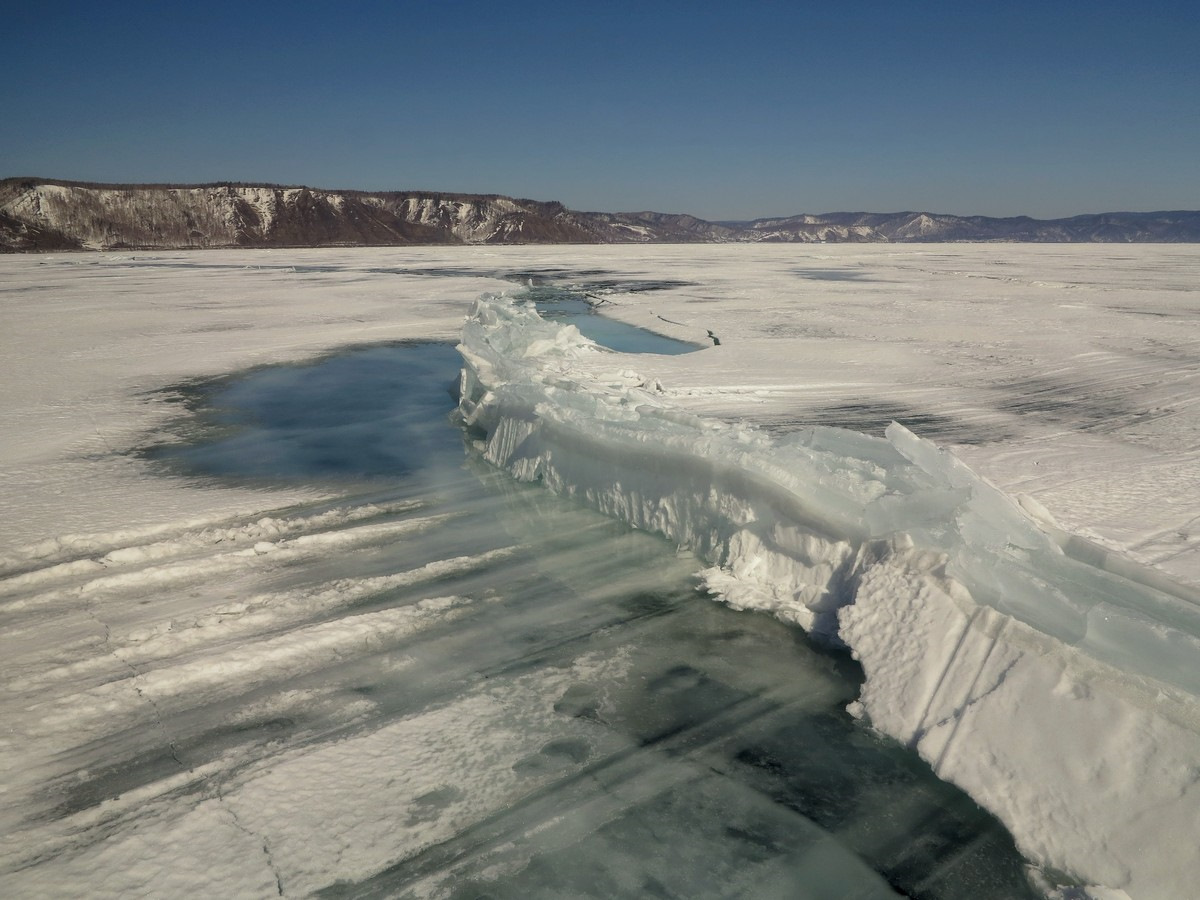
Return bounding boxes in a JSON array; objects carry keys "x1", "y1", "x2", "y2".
[{"x1": 2, "y1": 245, "x2": 1199, "y2": 898}]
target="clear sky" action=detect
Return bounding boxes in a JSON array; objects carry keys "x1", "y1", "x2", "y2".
[{"x1": 4, "y1": 0, "x2": 1197, "y2": 220}]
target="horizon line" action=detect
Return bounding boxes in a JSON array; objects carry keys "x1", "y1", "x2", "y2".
[{"x1": 4, "y1": 175, "x2": 1197, "y2": 225}]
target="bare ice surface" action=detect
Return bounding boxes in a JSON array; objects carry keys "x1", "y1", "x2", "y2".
[{"x1": 3, "y1": 246, "x2": 1200, "y2": 897}]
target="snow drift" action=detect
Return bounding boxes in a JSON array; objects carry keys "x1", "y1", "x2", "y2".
[{"x1": 457, "y1": 295, "x2": 1200, "y2": 899}]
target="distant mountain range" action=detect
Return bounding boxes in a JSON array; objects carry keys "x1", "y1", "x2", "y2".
[{"x1": 3, "y1": 177, "x2": 1199, "y2": 251}]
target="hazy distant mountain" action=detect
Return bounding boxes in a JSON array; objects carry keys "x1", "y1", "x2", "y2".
[
  {"x1": 3, "y1": 178, "x2": 1198, "y2": 251},
  {"x1": 736, "y1": 210, "x2": 1200, "y2": 243}
]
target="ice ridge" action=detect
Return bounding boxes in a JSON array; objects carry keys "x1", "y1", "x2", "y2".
[{"x1": 457, "y1": 295, "x2": 1200, "y2": 898}]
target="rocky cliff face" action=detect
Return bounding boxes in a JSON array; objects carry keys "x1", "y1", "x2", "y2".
[
  {"x1": 0, "y1": 180, "x2": 656, "y2": 250},
  {"x1": 3, "y1": 178, "x2": 1198, "y2": 251},
  {"x1": 0, "y1": 181, "x2": 452, "y2": 250}
]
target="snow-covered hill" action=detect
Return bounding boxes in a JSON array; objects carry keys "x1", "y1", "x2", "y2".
[
  {"x1": 3, "y1": 178, "x2": 1199, "y2": 250},
  {"x1": 0, "y1": 181, "x2": 452, "y2": 250},
  {"x1": 739, "y1": 209, "x2": 1200, "y2": 243}
]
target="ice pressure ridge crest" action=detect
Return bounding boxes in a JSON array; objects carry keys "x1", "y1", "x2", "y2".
[
  {"x1": 458, "y1": 295, "x2": 1200, "y2": 693},
  {"x1": 457, "y1": 294, "x2": 1200, "y2": 898}
]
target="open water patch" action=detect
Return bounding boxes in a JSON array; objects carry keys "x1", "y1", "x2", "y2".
[
  {"x1": 522, "y1": 285, "x2": 703, "y2": 355},
  {"x1": 146, "y1": 341, "x2": 466, "y2": 487}
]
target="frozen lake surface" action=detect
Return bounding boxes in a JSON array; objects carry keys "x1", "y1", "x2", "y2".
[
  {"x1": 131, "y1": 287, "x2": 1033, "y2": 896},
  {"x1": 2, "y1": 246, "x2": 1199, "y2": 898}
]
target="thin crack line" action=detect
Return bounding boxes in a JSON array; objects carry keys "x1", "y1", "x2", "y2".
[
  {"x1": 217, "y1": 782, "x2": 286, "y2": 897},
  {"x1": 82, "y1": 590, "x2": 284, "y2": 892},
  {"x1": 933, "y1": 617, "x2": 1010, "y2": 774}
]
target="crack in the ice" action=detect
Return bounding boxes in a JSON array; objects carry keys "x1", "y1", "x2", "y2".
[
  {"x1": 932, "y1": 623, "x2": 1017, "y2": 774},
  {"x1": 927, "y1": 653, "x2": 1022, "y2": 736},
  {"x1": 106, "y1": 621, "x2": 286, "y2": 895},
  {"x1": 908, "y1": 606, "x2": 982, "y2": 750},
  {"x1": 218, "y1": 782, "x2": 286, "y2": 896},
  {"x1": 77, "y1": 585, "x2": 190, "y2": 770},
  {"x1": 126, "y1": 679, "x2": 187, "y2": 770}
]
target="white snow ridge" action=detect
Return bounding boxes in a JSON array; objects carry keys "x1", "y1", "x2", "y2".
[{"x1": 457, "y1": 294, "x2": 1200, "y2": 900}]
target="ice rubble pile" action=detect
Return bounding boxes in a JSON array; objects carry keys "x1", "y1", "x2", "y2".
[{"x1": 457, "y1": 296, "x2": 1200, "y2": 898}]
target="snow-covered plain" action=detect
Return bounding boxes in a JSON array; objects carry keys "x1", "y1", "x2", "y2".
[{"x1": 2, "y1": 245, "x2": 1199, "y2": 898}]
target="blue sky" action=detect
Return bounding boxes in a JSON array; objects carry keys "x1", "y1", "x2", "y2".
[{"x1": 4, "y1": 1, "x2": 1197, "y2": 219}]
